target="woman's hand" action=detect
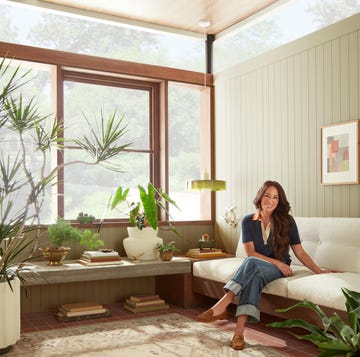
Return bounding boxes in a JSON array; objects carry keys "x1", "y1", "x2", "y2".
[{"x1": 276, "y1": 261, "x2": 293, "y2": 277}]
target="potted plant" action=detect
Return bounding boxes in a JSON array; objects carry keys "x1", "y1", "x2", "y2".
[
  {"x1": 156, "y1": 241, "x2": 179, "y2": 261},
  {"x1": 110, "y1": 183, "x2": 181, "y2": 260},
  {"x1": 267, "y1": 288, "x2": 360, "y2": 356},
  {"x1": 0, "y1": 58, "x2": 131, "y2": 351},
  {"x1": 39, "y1": 218, "x2": 104, "y2": 265}
]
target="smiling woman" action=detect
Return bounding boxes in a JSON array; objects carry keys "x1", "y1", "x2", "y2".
[{"x1": 196, "y1": 180, "x2": 335, "y2": 351}]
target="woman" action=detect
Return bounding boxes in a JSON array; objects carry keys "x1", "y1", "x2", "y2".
[{"x1": 196, "y1": 180, "x2": 335, "y2": 350}]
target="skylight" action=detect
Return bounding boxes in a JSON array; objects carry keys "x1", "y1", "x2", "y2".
[{"x1": 214, "y1": 0, "x2": 360, "y2": 73}]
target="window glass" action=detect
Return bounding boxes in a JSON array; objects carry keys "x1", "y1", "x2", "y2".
[
  {"x1": 0, "y1": 2, "x2": 203, "y2": 72},
  {"x1": 168, "y1": 82, "x2": 209, "y2": 221},
  {"x1": 214, "y1": 0, "x2": 360, "y2": 73},
  {"x1": 63, "y1": 80, "x2": 151, "y2": 220},
  {"x1": 0, "y1": 59, "x2": 54, "y2": 223}
]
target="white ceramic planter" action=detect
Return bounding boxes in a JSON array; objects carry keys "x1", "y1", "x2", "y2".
[
  {"x1": 123, "y1": 227, "x2": 163, "y2": 261},
  {"x1": 0, "y1": 278, "x2": 20, "y2": 351}
]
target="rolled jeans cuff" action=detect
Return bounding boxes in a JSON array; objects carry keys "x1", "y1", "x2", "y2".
[
  {"x1": 223, "y1": 280, "x2": 242, "y2": 297},
  {"x1": 236, "y1": 304, "x2": 260, "y2": 323}
]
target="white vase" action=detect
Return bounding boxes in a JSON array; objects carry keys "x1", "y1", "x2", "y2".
[
  {"x1": 0, "y1": 278, "x2": 20, "y2": 351},
  {"x1": 123, "y1": 227, "x2": 163, "y2": 261}
]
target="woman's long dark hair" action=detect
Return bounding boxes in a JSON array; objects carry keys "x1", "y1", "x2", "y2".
[{"x1": 253, "y1": 181, "x2": 293, "y2": 259}]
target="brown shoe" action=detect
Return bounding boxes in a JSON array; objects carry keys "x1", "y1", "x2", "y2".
[
  {"x1": 230, "y1": 335, "x2": 245, "y2": 350},
  {"x1": 196, "y1": 309, "x2": 227, "y2": 323}
]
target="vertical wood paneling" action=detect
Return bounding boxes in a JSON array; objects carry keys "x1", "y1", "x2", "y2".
[
  {"x1": 349, "y1": 31, "x2": 360, "y2": 216},
  {"x1": 215, "y1": 14, "x2": 360, "y2": 253},
  {"x1": 323, "y1": 41, "x2": 333, "y2": 217},
  {"x1": 280, "y1": 59, "x2": 289, "y2": 189},
  {"x1": 287, "y1": 57, "x2": 296, "y2": 207},
  {"x1": 308, "y1": 48, "x2": 317, "y2": 217},
  {"x1": 301, "y1": 51, "x2": 310, "y2": 215},
  {"x1": 331, "y1": 38, "x2": 342, "y2": 217},
  {"x1": 315, "y1": 45, "x2": 325, "y2": 215},
  {"x1": 293, "y1": 53, "x2": 303, "y2": 214}
]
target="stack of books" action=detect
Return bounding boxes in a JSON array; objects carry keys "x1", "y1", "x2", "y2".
[
  {"x1": 185, "y1": 248, "x2": 227, "y2": 258},
  {"x1": 56, "y1": 302, "x2": 111, "y2": 321},
  {"x1": 123, "y1": 294, "x2": 169, "y2": 313},
  {"x1": 78, "y1": 250, "x2": 122, "y2": 265}
]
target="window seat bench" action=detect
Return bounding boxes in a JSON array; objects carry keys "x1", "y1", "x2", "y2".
[{"x1": 19, "y1": 257, "x2": 192, "y2": 313}]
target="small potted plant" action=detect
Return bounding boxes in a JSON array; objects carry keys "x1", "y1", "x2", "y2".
[
  {"x1": 40, "y1": 218, "x2": 104, "y2": 265},
  {"x1": 156, "y1": 241, "x2": 179, "y2": 261},
  {"x1": 111, "y1": 183, "x2": 181, "y2": 234}
]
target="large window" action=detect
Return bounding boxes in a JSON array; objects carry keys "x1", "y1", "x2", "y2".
[
  {"x1": 62, "y1": 73, "x2": 155, "y2": 220},
  {"x1": 1, "y1": 45, "x2": 214, "y2": 224}
]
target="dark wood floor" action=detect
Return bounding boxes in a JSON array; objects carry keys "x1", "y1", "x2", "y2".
[{"x1": 20, "y1": 302, "x2": 319, "y2": 356}]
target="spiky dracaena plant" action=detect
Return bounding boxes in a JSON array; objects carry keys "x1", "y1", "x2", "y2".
[
  {"x1": 267, "y1": 288, "x2": 360, "y2": 356},
  {"x1": 0, "y1": 58, "x2": 132, "y2": 288}
]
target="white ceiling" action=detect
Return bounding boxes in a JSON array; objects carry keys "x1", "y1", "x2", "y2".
[{"x1": 10, "y1": 0, "x2": 289, "y2": 39}]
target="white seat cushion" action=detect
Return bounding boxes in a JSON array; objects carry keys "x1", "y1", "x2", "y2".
[
  {"x1": 287, "y1": 272, "x2": 360, "y2": 311},
  {"x1": 263, "y1": 265, "x2": 312, "y2": 297},
  {"x1": 192, "y1": 257, "x2": 244, "y2": 283}
]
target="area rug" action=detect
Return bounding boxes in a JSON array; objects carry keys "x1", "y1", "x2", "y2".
[{"x1": 8, "y1": 313, "x2": 291, "y2": 356}]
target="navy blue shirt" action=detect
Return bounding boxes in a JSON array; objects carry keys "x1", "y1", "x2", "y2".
[{"x1": 241, "y1": 213, "x2": 301, "y2": 265}]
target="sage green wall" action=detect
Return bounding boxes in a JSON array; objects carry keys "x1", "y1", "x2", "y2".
[{"x1": 214, "y1": 13, "x2": 360, "y2": 254}]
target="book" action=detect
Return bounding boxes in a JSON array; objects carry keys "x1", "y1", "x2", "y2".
[
  {"x1": 61, "y1": 302, "x2": 104, "y2": 312},
  {"x1": 123, "y1": 302, "x2": 169, "y2": 313},
  {"x1": 56, "y1": 310, "x2": 111, "y2": 322},
  {"x1": 80, "y1": 255, "x2": 121, "y2": 262},
  {"x1": 129, "y1": 294, "x2": 160, "y2": 302},
  {"x1": 78, "y1": 259, "x2": 123, "y2": 266},
  {"x1": 58, "y1": 307, "x2": 107, "y2": 317},
  {"x1": 125, "y1": 298, "x2": 165, "y2": 307},
  {"x1": 185, "y1": 248, "x2": 227, "y2": 258},
  {"x1": 82, "y1": 250, "x2": 119, "y2": 258}
]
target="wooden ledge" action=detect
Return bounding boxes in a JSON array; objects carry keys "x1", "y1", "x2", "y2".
[{"x1": 19, "y1": 257, "x2": 192, "y2": 286}]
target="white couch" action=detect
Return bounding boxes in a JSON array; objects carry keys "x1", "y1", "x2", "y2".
[{"x1": 192, "y1": 217, "x2": 360, "y2": 322}]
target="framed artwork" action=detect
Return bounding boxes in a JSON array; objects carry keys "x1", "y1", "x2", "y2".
[{"x1": 321, "y1": 120, "x2": 360, "y2": 185}]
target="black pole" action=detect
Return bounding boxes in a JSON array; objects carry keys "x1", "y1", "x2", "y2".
[{"x1": 206, "y1": 34, "x2": 215, "y2": 74}]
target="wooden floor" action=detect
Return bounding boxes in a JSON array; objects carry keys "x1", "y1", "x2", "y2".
[{"x1": 20, "y1": 301, "x2": 319, "y2": 356}]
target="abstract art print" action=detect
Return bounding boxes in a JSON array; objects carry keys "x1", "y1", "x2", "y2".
[{"x1": 321, "y1": 120, "x2": 359, "y2": 184}]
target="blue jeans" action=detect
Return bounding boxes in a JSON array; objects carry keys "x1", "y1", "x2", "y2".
[{"x1": 223, "y1": 256, "x2": 283, "y2": 323}]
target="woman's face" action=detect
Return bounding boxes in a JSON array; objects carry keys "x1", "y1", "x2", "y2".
[{"x1": 261, "y1": 186, "x2": 279, "y2": 216}]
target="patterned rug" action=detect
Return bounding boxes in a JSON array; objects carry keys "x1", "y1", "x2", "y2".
[{"x1": 8, "y1": 313, "x2": 291, "y2": 356}]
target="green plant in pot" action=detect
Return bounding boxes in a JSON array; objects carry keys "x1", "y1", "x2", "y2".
[
  {"x1": 156, "y1": 241, "x2": 179, "y2": 261},
  {"x1": 40, "y1": 218, "x2": 104, "y2": 266},
  {"x1": 0, "y1": 58, "x2": 132, "y2": 351},
  {"x1": 110, "y1": 183, "x2": 181, "y2": 260},
  {"x1": 267, "y1": 288, "x2": 360, "y2": 356}
]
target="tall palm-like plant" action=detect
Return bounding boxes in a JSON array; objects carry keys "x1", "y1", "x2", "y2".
[{"x1": 0, "y1": 58, "x2": 132, "y2": 288}]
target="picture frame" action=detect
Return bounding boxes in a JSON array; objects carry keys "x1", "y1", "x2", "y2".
[{"x1": 321, "y1": 120, "x2": 360, "y2": 185}]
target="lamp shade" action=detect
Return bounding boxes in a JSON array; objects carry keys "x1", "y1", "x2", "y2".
[{"x1": 188, "y1": 179, "x2": 226, "y2": 191}]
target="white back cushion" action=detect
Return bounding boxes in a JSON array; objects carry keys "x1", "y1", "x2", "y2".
[
  {"x1": 292, "y1": 217, "x2": 360, "y2": 273},
  {"x1": 235, "y1": 231, "x2": 246, "y2": 258},
  {"x1": 236, "y1": 217, "x2": 360, "y2": 273}
]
